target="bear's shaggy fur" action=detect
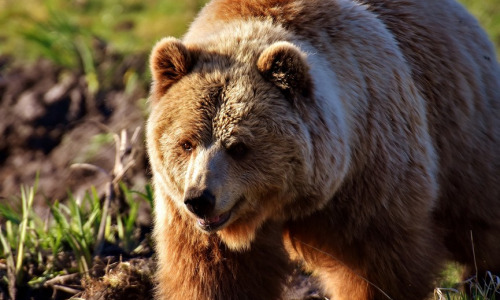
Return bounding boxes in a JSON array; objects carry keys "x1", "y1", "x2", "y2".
[{"x1": 146, "y1": 0, "x2": 500, "y2": 299}]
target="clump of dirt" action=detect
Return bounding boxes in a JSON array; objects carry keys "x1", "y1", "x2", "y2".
[
  {"x1": 0, "y1": 53, "x2": 149, "y2": 206},
  {"x1": 79, "y1": 257, "x2": 155, "y2": 300}
]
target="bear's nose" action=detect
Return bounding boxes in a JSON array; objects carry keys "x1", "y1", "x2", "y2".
[{"x1": 184, "y1": 189, "x2": 216, "y2": 218}]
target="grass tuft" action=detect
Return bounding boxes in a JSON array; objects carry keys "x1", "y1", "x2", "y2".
[{"x1": 0, "y1": 128, "x2": 153, "y2": 298}]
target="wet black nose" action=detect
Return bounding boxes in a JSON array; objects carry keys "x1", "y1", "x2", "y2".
[{"x1": 184, "y1": 189, "x2": 215, "y2": 218}]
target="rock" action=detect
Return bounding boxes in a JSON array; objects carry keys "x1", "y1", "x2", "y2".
[{"x1": 14, "y1": 91, "x2": 45, "y2": 122}]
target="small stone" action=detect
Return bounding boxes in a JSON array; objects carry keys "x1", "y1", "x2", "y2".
[{"x1": 14, "y1": 91, "x2": 45, "y2": 122}]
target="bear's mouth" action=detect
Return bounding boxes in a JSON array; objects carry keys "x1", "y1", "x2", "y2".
[{"x1": 197, "y1": 211, "x2": 231, "y2": 231}]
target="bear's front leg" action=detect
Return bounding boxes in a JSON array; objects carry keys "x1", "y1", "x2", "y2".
[
  {"x1": 154, "y1": 209, "x2": 290, "y2": 300},
  {"x1": 284, "y1": 212, "x2": 444, "y2": 300}
]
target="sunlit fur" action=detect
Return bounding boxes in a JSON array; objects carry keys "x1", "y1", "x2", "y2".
[{"x1": 146, "y1": 0, "x2": 500, "y2": 299}]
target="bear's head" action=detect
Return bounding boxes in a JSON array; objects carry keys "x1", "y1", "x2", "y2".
[{"x1": 147, "y1": 36, "x2": 320, "y2": 251}]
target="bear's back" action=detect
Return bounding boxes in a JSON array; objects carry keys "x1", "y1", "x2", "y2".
[
  {"x1": 367, "y1": 0, "x2": 500, "y2": 266},
  {"x1": 186, "y1": 0, "x2": 500, "y2": 267},
  {"x1": 363, "y1": 0, "x2": 500, "y2": 181}
]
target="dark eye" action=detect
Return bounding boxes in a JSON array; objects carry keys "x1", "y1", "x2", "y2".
[
  {"x1": 181, "y1": 141, "x2": 194, "y2": 152},
  {"x1": 226, "y1": 142, "x2": 249, "y2": 159}
]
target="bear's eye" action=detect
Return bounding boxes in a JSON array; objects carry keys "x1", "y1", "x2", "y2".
[
  {"x1": 226, "y1": 142, "x2": 249, "y2": 159},
  {"x1": 181, "y1": 141, "x2": 194, "y2": 152}
]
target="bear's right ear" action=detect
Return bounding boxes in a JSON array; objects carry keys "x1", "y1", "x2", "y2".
[
  {"x1": 257, "y1": 41, "x2": 312, "y2": 103},
  {"x1": 150, "y1": 37, "x2": 194, "y2": 98}
]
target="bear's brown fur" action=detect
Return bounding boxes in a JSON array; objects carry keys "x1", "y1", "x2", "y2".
[{"x1": 146, "y1": 0, "x2": 500, "y2": 299}]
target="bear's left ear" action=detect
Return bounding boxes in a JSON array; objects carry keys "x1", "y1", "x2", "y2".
[
  {"x1": 150, "y1": 37, "x2": 194, "y2": 100},
  {"x1": 257, "y1": 41, "x2": 312, "y2": 101}
]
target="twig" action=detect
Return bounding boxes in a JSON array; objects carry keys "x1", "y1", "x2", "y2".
[
  {"x1": 92, "y1": 127, "x2": 140, "y2": 256},
  {"x1": 112, "y1": 160, "x2": 136, "y2": 185},
  {"x1": 70, "y1": 163, "x2": 111, "y2": 179},
  {"x1": 44, "y1": 273, "x2": 80, "y2": 287},
  {"x1": 52, "y1": 284, "x2": 82, "y2": 295}
]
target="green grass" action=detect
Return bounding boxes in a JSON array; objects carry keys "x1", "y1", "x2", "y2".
[
  {"x1": 0, "y1": 0, "x2": 209, "y2": 65},
  {"x1": 434, "y1": 263, "x2": 500, "y2": 300},
  {"x1": 0, "y1": 0, "x2": 498, "y2": 68},
  {"x1": 0, "y1": 179, "x2": 153, "y2": 299},
  {"x1": 0, "y1": 126, "x2": 151, "y2": 298},
  {"x1": 459, "y1": 0, "x2": 500, "y2": 52}
]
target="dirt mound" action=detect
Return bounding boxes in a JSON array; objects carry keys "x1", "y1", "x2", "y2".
[
  {"x1": 0, "y1": 54, "x2": 149, "y2": 205},
  {"x1": 80, "y1": 257, "x2": 155, "y2": 300}
]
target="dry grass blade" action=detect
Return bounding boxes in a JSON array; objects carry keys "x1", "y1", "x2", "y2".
[
  {"x1": 44, "y1": 274, "x2": 83, "y2": 298},
  {"x1": 434, "y1": 287, "x2": 461, "y2": 300},
  {"x1": 0, "y1": 227, "x2": 17, "y2": 299},
  {"x1": 52, "y1": 284, "x2": 82, "y2": 295}
]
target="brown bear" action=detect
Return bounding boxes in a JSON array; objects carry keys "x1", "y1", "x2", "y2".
[{"x1": 146, "y1": 0, "x2": 500, "y2": 299}]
